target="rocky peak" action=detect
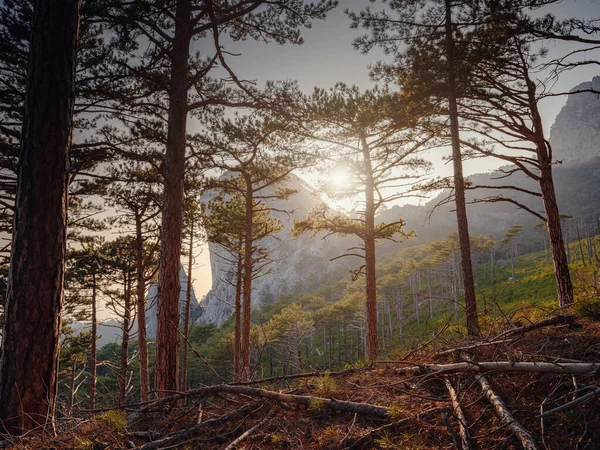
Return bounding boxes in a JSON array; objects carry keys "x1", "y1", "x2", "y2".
[
  {"x1": 197, "y1": 175, "x2": 354, "y2": 327},
  {"x1": 549, "y1": 76, "x2": 600, "y2": 163}
]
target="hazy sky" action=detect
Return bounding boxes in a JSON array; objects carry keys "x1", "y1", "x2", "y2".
[{"x1": 183, "y1": 0, "x2": 600, "y2": 304}]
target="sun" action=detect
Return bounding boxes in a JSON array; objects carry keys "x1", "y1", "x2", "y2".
[{"x1": 329, "y1": 168, "x2": 351, "y2": 191}]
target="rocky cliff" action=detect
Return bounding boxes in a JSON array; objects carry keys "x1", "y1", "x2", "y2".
[
  {"x1": 550, "y1": 76, "x2": 600, "y2": 163},
  {"x1": 198, "y1": 176, "x2": 355, "y2": 327}
]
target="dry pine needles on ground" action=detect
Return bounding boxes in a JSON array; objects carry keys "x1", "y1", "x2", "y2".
[{"x1": 3, "y1": 314, "x2": 600, "y2": 449}]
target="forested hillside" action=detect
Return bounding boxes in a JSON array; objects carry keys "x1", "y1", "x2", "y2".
[{"x1": 1, "y1": 0, "x2": 600, "y2": 448}]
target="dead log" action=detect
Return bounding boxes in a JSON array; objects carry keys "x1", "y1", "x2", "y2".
[
  {"x1": 141, "y1": 384, "x2": 392, "y2": 419},
  {"x1": 397, "y1": 361, "x2": 599, "y2": 377},
  {"x1": 444, "y1": 377, "x2": 472, "y2": 450},
  {"x1": 217, "y1": 384, "x2": 391, "y2": 419},
  {"x1": 476, "y1": 373, "x2": 539, "y2": 450},
  {"x1": 495, "y1": 315, "x2": 576, "y2": 339}
]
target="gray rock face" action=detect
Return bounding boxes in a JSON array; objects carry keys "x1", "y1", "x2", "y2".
[
  {"x1": 145, "y1": 265, "x2": 200, "y2": 338},
  {"x1": 550, "y1": 76, "x2": 600, "y2": 163},
  {"x1": 198, "y1": 176, "x2": 353, "y2": 327}
]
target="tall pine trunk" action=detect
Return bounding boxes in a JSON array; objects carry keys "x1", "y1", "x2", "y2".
[
  {"x1": 359, "y1": 131, "x2": 378, "y2": 360},
  {"x1": 444, "y1": 0, "x2": 479, "y2": 336},
  {"x1": 135, "y1": 216, "x2": 150, "y2": 402},
  {"x1": 241, "y1": 176, "x2": 254, "y2": 381},
  {"x1": 155, "y1": 0, "x2": 191, "y2": 396},
  {"x1": 520, "y1": 55, "x2": 574, "y2": 308},
  {"x1": 234, "y1": 247, "x2": 243, "y2": 381},
  {"x1": 0, "y1": 0, "x2": 80, "y2": 434},
  {"x1": 540, "y1": 163, "x2": 573, "y2": 306},
  {"x1": 119, "y1": 274, "x2": 132, "y2": 405},
  {"x1": 89, "y1": 274, "x2": 97, "y2": 409}
]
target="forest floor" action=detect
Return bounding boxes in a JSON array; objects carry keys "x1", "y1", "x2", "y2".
[{"x1": 4, "y1": 312, "x2": 600, "y2": 449}]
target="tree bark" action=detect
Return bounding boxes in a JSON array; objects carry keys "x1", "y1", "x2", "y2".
[
  {"x1": 66, "y1": 362, "x2": 76, "y2": 417},
  {"x1": 519, "y1": 51, "x2": 573, "y2": 308},
  {"x1": 539, "y1": 165, "x2": 573, "y2": 307},
  {"x1": 477, "y1": 373, "x2": 539, "y2": 450},
  {"x1": 119, "y1": 273, "x2": 132, "y2": 405},
  {"x1": 397, "y1": 361, "x2": 599, "y2": 376},
  {"x1": 155, "y1": 0, "x2": 192, "y2": 396},
  {"x1": 89, "y1": 273, "x2": 97, "y2": 409},
  {"x1": 147, "y1": 384, "x2": 392, "y2": 420},
  {"x1": 444, "y1": 0, "x2": 479, "y2": 336},
  {"x1": 359, "y1": 130, "x2": 378, "y2": 361},
  {"x1": 0, "y1": 0, "x2": 80, "y2": 435},
  {"x1": 444, "y1": 377, "x2": 473, "y2": 450},
  {"x1": 241, "y1": 174, "x2": 254, "y2": 381},
  {"x1": 135, "y1": 216, "x2": 150, "y2": 402},
  {"x1": 234, "y1": 248, "x2": 243, "y2": 381}
]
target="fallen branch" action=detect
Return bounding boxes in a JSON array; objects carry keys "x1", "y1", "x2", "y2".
[
  {"x1": 441, "y1": 411, "x2": 462, "y2": 450},
  {"x1": 396, "y1": 361, "x2": 599, "y2": 377},
  {"x1": 224, "y1": 410, "x2": 274, "y2": 450},
  {"x1": 536, "y1": 386, "x2": 600, "y2": 419},
  {"x1": 477, "y1": 373, "x2": 539, "y2": 450},
  {"x1": 495, "y1": 315, "x2": 576, "y2": 340},
  {"x1": 444, "y1": 377, "x2": 472, "y2": 450},
  {"x1": 141, "y1": 384, "x2": 392, "y2": 420},
  {"x1": 218, "y1": 385, "x2": 391, "y2": 419}
]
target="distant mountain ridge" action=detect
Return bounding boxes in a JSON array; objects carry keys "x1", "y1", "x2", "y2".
[{"x1": 198, "y1": 76, "x2": 600, "y2": 327}]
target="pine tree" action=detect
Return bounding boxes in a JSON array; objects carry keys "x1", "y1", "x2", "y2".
[
  {"x1": 105, "y1": 163, "x2": 161, "y2": 402},
  {"x1": 202, "y1": 115, "x2": 306, "y2": 380},
  {"x1": 348, "y1": 0, "x2": 483, "y2": 336},
  {"x1": 66, "y1": 237, "x2": 107, "y2": 410},
  {"x1": 501, "y1": 225, "x2": 524, "y2": 279},
  {"x1": 293, "y1": 85, "x2": 430, "y2": 360},
  {"x1": 101, "y1": 237, "x2": 139, "y2": 406},
  {"x1": 0, "y1": 0, "x2": 80, "y2": 434}
]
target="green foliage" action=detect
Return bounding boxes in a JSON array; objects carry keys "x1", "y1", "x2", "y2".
[
  {"x1": 294, "y1": 203, "x2": 413, "y2": 243},
  {"x1": 189, "y1": 323, "x2": 217, "y2": 345},
  {"x1": 268, "y1": 433, "x2": 285, "y2": 445},
  {"x1": 73, "y1": 436, "x2": 93, "y2": 450},
  {"x1": 376, "y1": 432, "x2": 400, "y2": 450},
  {"x1": 314, "y1": 372, "x2": 336, "y2": 397},
  {"x1": 268, "y1": 304, "x2": 315, "y2": 344},
  {"x1": 500, "y1": 225, "x2": 524, "y2": 247},
  {"x1": 308, "y1": 397, "x2": 326, "y2": 411},
  {"x1": 96, "y1": 409, "x2": 127, "y2": 433},
  {"x1": 387, "y1": 404, "x2": 405, "y2": 421}
]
